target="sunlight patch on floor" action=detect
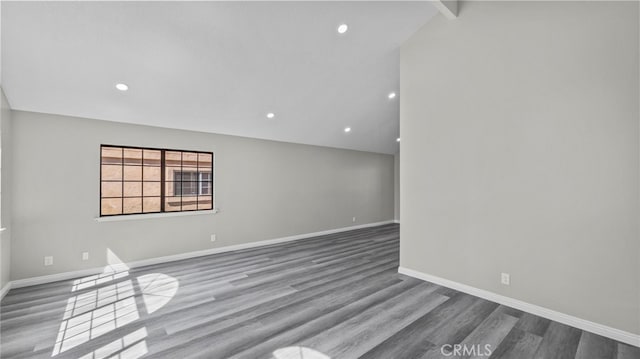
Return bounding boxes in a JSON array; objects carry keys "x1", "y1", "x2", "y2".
[
  {"x1": 52, "y1": 280, "x2": 139, "y2": 355},
  {"x1": 273, "y1": 346, "x2": 331, "y2": 359},
  {"x1": 51, "y1": 249, "x2": 179, "y2": 357},
  {"x1": 72, "y1": 271, "x2": 130, "y2": 292},
  {"x1": 71, "y1": 249, "x2": 131, "y2": 292},
  {"x1": 136, "y1": 273, "x2": 179, "y2": 315},
  {"x1": 77, "y1": 327, "x2": 148, "y2": 359}
]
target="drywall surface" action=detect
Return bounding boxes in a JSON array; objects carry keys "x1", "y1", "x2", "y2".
[
  {"x1": 394, "y1": 152, "x2": 400, "y2": 222},
  {"x1": 400, "y1": 1, "x2": 639, "y2": 334},
  {"x1": 10, "y1": 110, "x2": 394, "y2": 279},
  {"x1": 1, "y1": 88, "x2": 12, "y2": 291}
]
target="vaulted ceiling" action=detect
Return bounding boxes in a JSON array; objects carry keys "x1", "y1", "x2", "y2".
[{"x1": 2, "y1": 1, "x2": 439, "y2": 154}]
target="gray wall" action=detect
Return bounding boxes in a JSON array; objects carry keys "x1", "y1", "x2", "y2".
[
  {"x1": 394, "y1": 153, "x2": 400, "y2": 222},
  {"x1": 0, "y1": 89, "x2": 12, "y2": 290},
  {"x1": 400, "y1": 1, "x2": 639, "y2": 335},
  {"x1": 10, "y1": 110, "x2": 394, "y2": 280}
]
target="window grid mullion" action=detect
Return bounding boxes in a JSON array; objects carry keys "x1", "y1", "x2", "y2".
[
  {"x1": 141, "y1": 151, "x2": 145, "y2": 213},
  {"x1": 160, "y1": 150, "x2": 166, "y2": 212},
  {"x1": 180, "y1": 152, "x2": 183, "y2": 212},
  {"x1": 121, "y1": 147, "x2": 124, "y2": 215}
]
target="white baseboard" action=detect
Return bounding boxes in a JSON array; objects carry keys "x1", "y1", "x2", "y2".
[
  {"x1": 9, "y1": 220, "x2": 394, "y2": 289},
  {"x1": 398, "y1": 266, "x2": 640, "y2": 348},
  {"x1": 11, "y1": 267, "x2": 110, "y2": 289},
  {"x1": 0, "y1": 282, "x2": 11, "y2": 301}
]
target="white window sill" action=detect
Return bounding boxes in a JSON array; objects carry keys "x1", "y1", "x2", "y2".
[
  {"x1": 0, "y1": 227, "x2": 6, "y2": 232},
  {"x1": 95, "y1": 209, "x2": 218, "y2": 222}
]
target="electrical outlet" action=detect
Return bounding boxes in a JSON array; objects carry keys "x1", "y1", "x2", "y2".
[
  {"x1": 211, "y1": 234, "x2": 216, "y2": 242},
  {"x1": 82, "y1": 252, "x2": 89, "y2": 261},
  {"x1": 44, "y1": 256, "x2": 53, "y2": 266},
  {"x1": 501, "y1": 273, "x2": 510, "y2": 285},
  {"x1": 352, "y1": 217, "x2": 356, "y2": 222}
]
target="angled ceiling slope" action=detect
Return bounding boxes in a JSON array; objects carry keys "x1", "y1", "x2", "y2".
[{"x1": 2, "y1": 1, "x2": 439, "y2": 154}]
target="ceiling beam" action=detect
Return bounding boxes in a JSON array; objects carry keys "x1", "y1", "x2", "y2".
[{"x1": 433, "y1": 0, "x2": 458, "y2": 19}]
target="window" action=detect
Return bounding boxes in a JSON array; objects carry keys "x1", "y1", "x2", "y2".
[
  {"x1": 100, "y1": 145, "x2": 213, "y2": 216},
  {"x1": 173, "y1": 172, "x2": 212, "y2": 196}
]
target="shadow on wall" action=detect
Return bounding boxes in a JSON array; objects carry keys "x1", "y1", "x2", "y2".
[{"x1": 52, "y1": 249, "x2": 179, "y2": 358}]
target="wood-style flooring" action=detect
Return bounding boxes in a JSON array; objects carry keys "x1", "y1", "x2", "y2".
[{"x1": 1, "y1": 224, "x2": 638, "y2": 358}]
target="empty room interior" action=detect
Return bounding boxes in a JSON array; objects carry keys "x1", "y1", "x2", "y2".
[{"x1": 0, "y1": 1, "x2": 638, "y2": 358}]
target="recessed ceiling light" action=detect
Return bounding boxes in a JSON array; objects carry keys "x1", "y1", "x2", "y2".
[
  {"x1": 266, "y1": 112, "x2": 275, "y2": 119},
  {"x1": 337, "y1": 24, "x2": 349, "y2": 34},
  {"x1": 115, "y1": 83, "x2": 129, "y2": 91},
  {"x1": 344, "y1": 127, "x2": 351, "y2": 133},
  {"x1": 388, "y1": 92, "x2": 397, "y2": 99},
  {"x1": 396, "y1": 137, "x2": 401, "y2": 142}
]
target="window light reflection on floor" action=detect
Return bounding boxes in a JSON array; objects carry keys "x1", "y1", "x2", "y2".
[
  {"x1": 77, "y1": 327, "x2": 148, "y2": 359},
  {"x1": 72, "y1": 271, "x2": 130, "y2": 292},
  {"x1": 52, "y1": 280, "x2": 139, "y2": 355},
  {"x1": 136, "y1": 273, "x2": 179, "y2": 315},
  {"x1": 71, "y1": 249, "x2": 131, "y2": 292},
  {"x1": 51, "y1": 249, "x2": 178, "y2": 358},
  {"x1": 273, "y1": 346, "x2": 331, "y2": 359}
]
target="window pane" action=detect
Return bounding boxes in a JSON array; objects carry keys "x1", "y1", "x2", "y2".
[
  {"x1": 166, "y1": 167, "x2": 181, "y2": 181},
  {"x1": 172, "y1": 171, "x2": 199, "y2": 182},
  {"x1": 101, "y1": 146, "x2": 213, "y2": 217},
  {"x1": 198, "y1": 196, "x2": 213, "y2": 210},
  {"x1": 101, "y1": 181, "x2": 122, "y2": 198},
  {"x1": 123, "y1": 198, "x2": 142, "y2": 214},
  {"x1": 198, "y1": 153, "x2": 212, "y2": 168},
  {"x1": 165, "y1": 151, "x2": 181, "y2": 167},
  {"x1": 102, "y1": 165, "x2": 122, "y2": 181},
  {"x1": 199, "y1": 172, "x2": 211, "y2": 195},
  {"x1": 143, "y1": 166, "x2": 161, "y2": 181},
  {"x1": 182, "y1": 152, "x2": 198, "y2": 167},
  {"x1": 165, "y1": 181, "x2": 178, "y2": 196},
  {"x1": 124, "y1": 166, "x2": 142, "y2": 181},
  {"x1": 101, "y1": 198, "x2": 122, "y2": 215},
  {"x1": 165, "y1": 197, "x2": 181, "y2": 212},
  {"x1": 143, "y1": 182, "x2": 160, "y2": 196},
  {"x1": 123, "y1": 182, "x2": 142, "y2": 197},
  {"x1": 101, "y1": 147, "x2": 122, "y2": 165},
  {"x1": 123, "y1": 149, "x2": 142, "y2": 165},
  {"x1": 182, "y1": 200, "x2": 197, "y2": 211},
  {"x1": 143, "y1": 197, "x2": 161, "y2": 213},
  {"x1": 182, "y1": 182, "x2": 198, "y2": 196},
  {"x1": 143, "y1": 150, "x2": 161, "y2": 166}
]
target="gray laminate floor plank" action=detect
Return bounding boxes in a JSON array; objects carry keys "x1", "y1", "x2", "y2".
[
  {"x1": 533, "y1": 322, "x2": 582, "y2": 359},
  {"x1": 618, "y1": 343, "x2": 640, "y2": 359},
  {"x1": 489, "y1": 328, "x2": 544, "y2": 359},
  {"x1": 458, "y1": 306, "x2": 520, "y2": 358},
  {"x1": 161, "y1": 269, "x2": 398, "y2": 338},
  {"x1": 358, "y1": 293, "x2": 480, "y2": 359},
  {"x1": 1, "y1": 223, "x2": 635, "y2": 359},
  {"x1": 515, "y1": 312, "x2": 552, "y2": 337},
  {"x1": 425, "y1": 298, "x2": 499, "y2": 346},
  {"x1": 227, "y1": 279, "x2": 433, "y2": 359},
  {"x1": 152, "y1": 278, "x2": 403, "y2": 358},
  {"x1": 298, "y1": 283, "x2": 448, "y2": 358},
  {"x1": 162, "y1": 260, "x2": 399, "y2": 340},
  {"x1": 575, "y1": 331, "x2": 617, "y2": 359}
]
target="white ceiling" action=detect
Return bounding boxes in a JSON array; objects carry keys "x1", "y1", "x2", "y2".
[{"x1": 2, "y1": 1, "x2": 438, "y2": 154}]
